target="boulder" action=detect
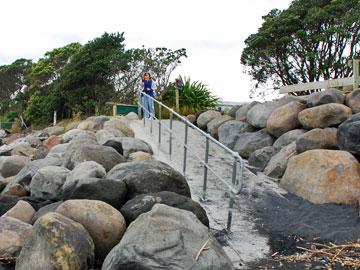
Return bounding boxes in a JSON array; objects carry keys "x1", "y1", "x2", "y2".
[
  {"x1": 96, "y1": 129, "x2": 116, "y2": 145},
  {"x1": 16, "y1": 212, "x2": 95, "y2": 270},
  {"x1": 0, "y1": 129, "x2": 7, "y2": 138},
  {"x1": 2, "y1": 157, "x2": 63, "y2": 195},
  {"x1": 235, "y1": 101, "x2": 259, "y2": 121},
  {"x1": 207, "y1": 115, "x2": 232, "y2": 138},
  {"x1": 46, "y1": 143, "x2": 69, "y2": 159},
  {"x1": 125, "y1": 112, "x2": 139, "y2": 120},
  {"x1": 346, "y1": 90, "x2": 360, "y2": 113},
  {"x1": 248, "y1": 146, "x2": 275, "y2": 171},
  {"x1": 30, "y1": 166, "x2": 70, "y2": 200},
  {"x1": 103, "y1": 119, "x2": 134, "y2": 137},
  {"x1": 108, "y1": 137, "x2": 153, "y2": 158},
  {"x1": 0, "y1": 196, "x2": 59, "y2": 216},
  {"x1": 120, "y1": 191, "x2": 209, "y2": 226},
  {"x1": 62, "y1": 129, "x2": 96, "y2": 143},
  {"x1": 102, "y1": 204, "x2": 234, "y2": 270},
  {"x1": 0, "y1": 155, "x2": 29, "y2": 178},
  {"x1": 86, "y1": 115, "x2": 110, "y2": 126},
  {"x1": 281, "y1": 150, "x2": 360, "y2": 204},
  {"x1": 196, "y1": 110, "x2": 222, "y2": 129},
  {"x1": 43, "y1": 135, "x2": 63, "y2": 150},
  {"x1": 273, "y1": 129, "x2": 307, "y2": 152},
  {"x1": 2, "y1": 200, "x2": 35, "y2": 224},
  {"x1": 3, "y1": 184, "x2": 28, "y2": 197},
  {"x1": 0, "y1": 217, "x2": 32, "y2": 258},
  {"x1": 306, "y1": 88, "x2": 345, "y2": 107},
  {"x1": 32, "y1": 146, "x2": 49, "y2": 160},
  {"x1": 298, "y1": 103, "x2": 352, "y2": 129},
  {"x1": 107, "y1": 160, "x2": 191, "y2": 199},
  {"x1": 228, "y1": 104, "x2": 241, "y2": 118},
  {"x1": 296, "y1": 128, "x2": 338, "y2": 153},
  {"x1": 128, "y1": 151, "x2": 154, "y2": 161},
  {"x1": 31, "y1": 201, "x2": 62, "y2": 224},
  {"x1": 56, "y1": 200, "x2": 126, "y2": 259},
  {"x1": 62, "y1": 178, "x2": 127, "y2": 210},
  {"x1": 63, "y1": 144, "x2": 126, "y2": 171},
  {"x1": 264, "y1": 142, "x2": 297, "y2": 178},
  {"x1": 233, "y1": 129, "x2": 275, "y2": 158},
  {"x1": 41, "y1": 126, "x2": 65, "y2": 136},
  {"x1": 337, "y1": 113, "x2": 360, "y2": 157},
  {"x1": 78, "y1": 120, "x2": 103, "y2": 131},
  {"x1": 62, "y1": 161, "x2": 106, "y2": 191},
  {"x1": 266, "y1": 101, "x2": 306, "y2": 137},
  {"x1": 186, "y1": 114, "x2": 196, "y2": 125},
  {"x1": 218, "y1": 120, "x2": 256, "y2": 149},
  {"x1": 247, "y1": 96, "x2": 299, "y2": 128},
  {"x1": 10, "y1": 142, "x2": 37, "y2": 158},
  {"x1": 103, "y1": 139, "x2": 124, "y2": 156}
]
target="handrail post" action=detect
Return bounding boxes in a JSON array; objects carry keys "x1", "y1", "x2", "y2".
[
  {"x1": 227, "y1": 158, "x2": 237, "y2": 232},
  {"x1": 158, "y1": 103, "x2": 162, "y2": 144},
  {"x1": 183, "y1": 122, "x2": 188, "y2": 174},
  {"x1": 202, "y1": 137, "x2": 210, "y2": 200},
  {"x1": 169, "y1": 111, "x2": 173, "y2": 157}
]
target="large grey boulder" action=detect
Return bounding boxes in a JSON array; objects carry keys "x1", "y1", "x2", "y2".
[
  {"x1": 2, "y1": 157, "x2": 63, "y2": 194},
  {"x1": 41, "y1": 126, "x2": 65, "y2": 136},
  {"x1": 218, "y1": 120, "x2": 256, "y2": 149},
  {"x1": 62, "y1": 178, "x2": 127, "y2": 210},
  {"x1": 266, "y1": 101, "x2": 306, "y2": 138},
  {"x1": 31, "y1": 201, "x2": 62, "y2": 225},
  {"x1": 16, "y1": 212, "x2": 95, "y2": 270},
  {"x1": 233, "y1": 129, "x2": 275, "y2": 158},
  {"x1": 103, "y1": 119, "x2": 134, "y2": 137},
  {"x1": 63, "y1": 144, "x2": 126, "y2": 171},
  {"x1": 337, "y1": 113, "x2": 360, "y2": 157},
  {"x1": 306, "y1": 88, "x2": 345, "y2": 107},
  {"x1": 56, "y1": 200, "x2": 126, "y2": 259},
  {"x1": 11, "y1": 142, "x2": 37, "y2": 158},
  {"x1": 273, "y1": 129, "x2": 307, "y2": 152},
  {"x1": 30, "y1": 166, "x2": 70, "y2": 200},
  {"x1": 125, "y1": 112, "x2": 139, "y2": 120},
  {"x1": 96, "y1": 129, "x2": 116, "y2": 145},
  {"x1": 228, "y1": 105, "x2": 241, "y2": 118},
  {"x1": 108, "y1": 137, "x2": 153, "y2": 158},
  {"x1": 0, "y1": 216, "x2": 32, "y2": 258},
  {"x1": 107, "y1": 160, "x2": 191, "y2": 199},
  {"x1": 296, "y1": 128, "x2": 338, "y2": 153},
  {"x1": 0, "y1": 155, "x2": 29, "y2": 178},
  {"x1": 207, "y1": 115, "x2": 232, "y2": 138},
  {"x1": 248, "y1": 146, "x2": 275, "y2": 171},
  {"x1": 62, "y1": 129, "x2": 96, "y2": 143},
  {"x1": 298, "y1": 103, "x2": 352, "y2": 129},
  {"x1": 196, "y1": 110, "x2": 222, "y2": 129},
  {"x1": 235, "y1": 101, "x2": 259, "y2": 122},
  {"x1": 102, "y1": 204, "x2": 234, "y2": 270},
  {"x1": 62, "y1": 161, "x2": 106, "y2": 191},
  {"x1": 46, "y1": 143, "x2": 69, "y2": 159},
  {"x1": 246, "y1": 97, "x2": 299, "y2": 128},
  {"x1": 264, "y1": 142, "x2": 297, "y2": 178},
  {"x1": 120, "y1": 191, "x2": 209, "y2": 226},
  {"x1": 346, "y1": 90, "x2": 360, "y2": 113},
  {"x1": 2, "y1": 200, "x2": 35, "y2": 224},
  {"x1": 86, "y1": 115, "x2": 110, "y2": 126}
]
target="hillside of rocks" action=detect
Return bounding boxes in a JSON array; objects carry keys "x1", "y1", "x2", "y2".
[
  {"x1": 0, "y1": 114, "x2": 233, "y2": 270},
  {"x1": 190, "y1": 88, "x2": 360, "y2": 206}
]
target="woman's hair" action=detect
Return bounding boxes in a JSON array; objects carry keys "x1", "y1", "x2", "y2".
[{"x1": 143, "y1": 72, "x2": 152, "y2": 79}]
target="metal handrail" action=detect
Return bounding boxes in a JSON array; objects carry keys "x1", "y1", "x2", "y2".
[{"x1": 137, "y1": 91, "x2": 244, "y2": 232}]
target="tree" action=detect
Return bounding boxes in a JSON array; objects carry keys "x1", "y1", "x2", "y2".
[
  {"x1": 54, "y1": 32, "x2": 129, "y2": 115},
  {"x1": 114, "y1": 47, "x2": 187, "y2": 103},
  {"x1": 241, "y1": 0, "x2": 360, "y2": 95}
]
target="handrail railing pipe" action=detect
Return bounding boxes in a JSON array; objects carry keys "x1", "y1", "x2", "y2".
[{"x1": 137, "y1": 90, "x2": 244, "y2": 232}]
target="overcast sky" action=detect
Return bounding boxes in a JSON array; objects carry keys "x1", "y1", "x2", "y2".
[{"x1": 0, "y1": 0, "x2": 292, "y2": 102}]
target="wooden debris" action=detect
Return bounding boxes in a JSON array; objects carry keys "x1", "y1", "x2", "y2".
[
  {"x1": 272, "y1": 241, "x2": 360, "y2": 269},
  {"x1": 195, "y1": 238, "x2": 211, "y2": 261}
]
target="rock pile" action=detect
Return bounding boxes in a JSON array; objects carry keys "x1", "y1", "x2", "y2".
[
  {"x1": 0, "y1": 114, "x2": 232, "y2": 269},
  {"x1": 194, "y1": 88, "x2": 360, "y2": 205}
]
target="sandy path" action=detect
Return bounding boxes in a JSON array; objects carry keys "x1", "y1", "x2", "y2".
[{"x1": 130, "y1": 118, "x2": 279, "y2": 269}]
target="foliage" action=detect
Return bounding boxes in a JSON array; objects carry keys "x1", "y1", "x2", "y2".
[
  {"x1": 241, "y1": 0, "x2": 360, "y2": 95},
  {"x1": 54, "y1": 32, "x2": 129, "y2": 115},
  {"x1": 162, "y1": 76, "x2": 218, "y2": 113},
  {"x1": 23, "y1": 91, "x2": 54, "y2": 126},
  {"x1": 115, "y1": 47, "x2": 187, "y2": 103}
]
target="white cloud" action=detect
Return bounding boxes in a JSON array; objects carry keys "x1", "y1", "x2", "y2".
[{"x1": 0, "y1": 0, "x2": 292, "y2": 101}]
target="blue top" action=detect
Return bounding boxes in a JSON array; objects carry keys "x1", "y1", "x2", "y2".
[{"x1": 142, "y1": 79, "x2": 154, "y2": 97}]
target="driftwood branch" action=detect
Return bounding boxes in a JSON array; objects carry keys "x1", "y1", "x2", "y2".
[{"x1": 195, "y1": 238, "x2": 211, "y2": 261}]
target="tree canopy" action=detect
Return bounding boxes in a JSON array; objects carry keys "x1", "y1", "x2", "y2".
[{"x1": 241, "y1": 0, "x2": 360, "y2": 95}]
